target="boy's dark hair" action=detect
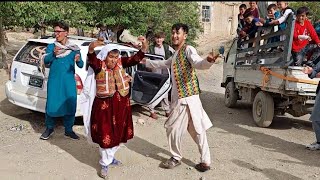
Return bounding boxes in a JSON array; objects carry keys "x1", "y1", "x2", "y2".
[
  {"x1": 267, "y1": 4, "x2": 277, "y2": 11},
  {"x1": 53, "y1": 21, "x2": 69, "y2": 32},
  {"x1": 154, "y1": 31, "x2": 166, "y2": 38},
  {"x1": 109, "y1": 49, "x2": 120, "y2": 55},
  {"x1": 239, "y1": 4, "x2": 247, "y2": 9},
  {"x1": 96, "y1": 23, "x2": 106, "y2": 29},
  {"x1": 172, "y1": 23, "x2": 189, "y2": 34},
  {"x1": 276, "y1": 1, "x2": 288, "y2": 4},
  {"x1": 296, "y1": 6, "x2": 310, "y2": 16},
  {"x1": 243, "y1": 11, "x2": 253, "y2": 19}
]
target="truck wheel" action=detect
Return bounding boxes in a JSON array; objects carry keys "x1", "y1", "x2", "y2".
[
  {"x1": 225, "y1": 81, "x2": 238, "y2": 108},
  {"x1": 252, "y1": 91, "x2": 274, "y2": 127}
]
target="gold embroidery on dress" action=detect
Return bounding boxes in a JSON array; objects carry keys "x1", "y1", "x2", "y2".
[
  {"x1": 101, "y1": 101, "x2": 109, "y2": 110},
  {"x1": 113, "y1": 116, "x2": 116, "y2": 125},
  {"x1": 128, "y1": 128, "x2": 133, "y2": 136},
  {"x1": 92, "y1": 124, "x2": 97, "y2": 131},
  {"x1": 103, "y1": 135, "x2": 111, "y2": 145}
]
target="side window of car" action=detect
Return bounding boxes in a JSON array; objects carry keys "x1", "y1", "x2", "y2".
[{"x1": 121, "y1": 51, "x2": 128, "y2": 57}]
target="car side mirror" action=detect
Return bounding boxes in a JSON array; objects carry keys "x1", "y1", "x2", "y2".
[{"x1": 219, "y1": 46, "x2": 225, "y2": 55}]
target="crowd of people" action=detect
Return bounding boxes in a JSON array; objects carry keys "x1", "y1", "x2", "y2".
[
  {"x1": 34, "y1": 2, "x2": 320, "y2": 178},
  {"x1": 237, "y1": 1, "x2": 320, "y2": 67},
  {"x1": 237, "y1": 1, "x2": 320, "y2": 152},
  {"x1": 39, "y1": 20, "x2": 220, "y2": 178}
]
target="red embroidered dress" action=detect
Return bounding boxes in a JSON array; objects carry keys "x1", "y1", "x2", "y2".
[{"x1": 87, "y1": 50, "x2": 144, "y2": 148}]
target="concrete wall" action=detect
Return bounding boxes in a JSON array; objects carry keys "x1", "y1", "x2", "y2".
[
  {"x1": 198, "y1": 1, "x2": 275, "y2": 38},
  {"x1": 198, "y1": 2, "x2": 242, "y2": 38}
]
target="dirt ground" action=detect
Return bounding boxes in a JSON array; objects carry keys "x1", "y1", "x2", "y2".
[{"x1": 0, "y1": 33, "x2": 320, "y2": 180}]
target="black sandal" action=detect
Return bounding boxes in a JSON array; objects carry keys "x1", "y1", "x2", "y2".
[
  {"x1": 162, "y1": 157, "x2": 181, "y2": 169},
  {"x1": 195, "y1": 163, "x2": 211, "y2": 172}
]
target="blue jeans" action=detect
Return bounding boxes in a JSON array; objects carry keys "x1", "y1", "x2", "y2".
[
  {"x1": 45, "y1": 113, "x2": 75, "y2": 133},
  {"x1": 292, "y1": 44, "x2": 315, "y2": 66},
  {"x1": 309, "y1": 46, "x2": 320, "y2": 66}
]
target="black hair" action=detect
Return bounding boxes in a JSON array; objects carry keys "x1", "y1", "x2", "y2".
[
  {"x1": 296, "y1": 6, "x2": 310, "y2": 16},
  {"x1": 109, "y1": 49, "x2": 120, "y2": 54},
  {"x1": 171, "y1": 23, "x2": 189, "y2": 34},
  {"x1": 53, "y1": 21, "x2": 69, "y2": 32},
  {"x1": 276, "y1": 1, "x2": 288, "y2": 4},
  {"x1": 239, "y1": 4, "x2": 247, "y2": 9},
  {"x1": 243, "y1": 11, "x2": 253, "y2": 19},
  {"x1": 267, "y1": 4, "x2": 277, "y2": 11}
]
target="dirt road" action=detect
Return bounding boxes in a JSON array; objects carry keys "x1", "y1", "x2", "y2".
[{"x1": 0, "y1": 34, "x2": 319, "y2": 180}]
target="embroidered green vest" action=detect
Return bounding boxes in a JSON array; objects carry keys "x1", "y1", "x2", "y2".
[{"x1": 172, "y1": 44, "x2": 200, "y2": 99}]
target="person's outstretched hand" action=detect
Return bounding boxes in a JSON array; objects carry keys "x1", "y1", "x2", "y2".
[
  {"x1": 207, "y1": 52, "x2": 219, "y2": 63},
  {"x1": 302, "y1": 66, "x2": 313, "y2": 75},
  {"x1": 137, "y1": 36, "x2": 148, "y2": 53},
  {"x1": 88, "y1": 38, "x2": 105, "y2": 54}
]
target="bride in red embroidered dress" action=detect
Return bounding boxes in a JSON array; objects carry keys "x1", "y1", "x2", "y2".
[{"x1": 80, "y1": 37, "x2": 148, "y2": 178}]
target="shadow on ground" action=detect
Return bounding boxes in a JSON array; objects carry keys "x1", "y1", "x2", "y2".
[
  {"x1": 232, "y1": 159, "x2": 303, "y2": 180},
  {"x1": 200, "y1": 90, "x2": 320, "y2": 169},
  {"x1": 0, "y1": 98, "x2": 195, "y2": 172}
]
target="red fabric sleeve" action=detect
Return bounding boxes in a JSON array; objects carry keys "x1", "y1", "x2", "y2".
[
  {"x1": 293, "y1": 22, "x2": 299, "y2": 41},
  {"x1": 307, "y1": 20, "x2": 320, "y2": 44},
  {"x1": 121, "y1": 50, "x2": 145, "y2": 68},
  {"x1": 87, "y1": 52, "x2": 102, "y2": 74}
]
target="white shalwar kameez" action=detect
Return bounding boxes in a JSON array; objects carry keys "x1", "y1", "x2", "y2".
[{"x1": 146, "y1": 45, "x2": 214, "y2": 165}]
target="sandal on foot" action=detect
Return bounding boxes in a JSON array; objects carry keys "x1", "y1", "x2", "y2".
[
  {"x1": 111, "y1": 158, "x2": 123, "y2": 166},
  {"x1": 162, "y1": 157, "x2": 181, "y2": 169},
  {"x1": 195, "y1": 163, "x2": 211, "y2": 172},
  {"x1": 99, "y1": 166, "x2": 109, "y2": 179}
]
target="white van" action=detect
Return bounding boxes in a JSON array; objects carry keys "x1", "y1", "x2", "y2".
[{"x1": 5, "y1": 36, "x2": 171, "y2": 117}]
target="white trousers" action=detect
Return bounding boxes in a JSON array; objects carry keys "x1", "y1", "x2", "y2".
[
  {"x1": 99, "y1": 146, "x2": 120, "y2": 167},
  {"x1": 166, "y1": 104, "x2": 211, "y2": 165}
]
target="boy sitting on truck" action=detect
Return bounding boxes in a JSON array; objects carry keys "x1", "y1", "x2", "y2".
[
  {"x1": 292, "y1": 6, "x2": 320, "y2": 66},
  {"x1": 239, "y1": 11, "x2": 261, "y2": 48},
  {"x1": 256, "y1": 4, "x2": 281, "y2": 52},
  {"x1": 268, "y1": 1, "x2": 294, "y2": 52}
]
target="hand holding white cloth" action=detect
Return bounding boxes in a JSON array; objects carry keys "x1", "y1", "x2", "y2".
[{"x1": 298, "y1": 35, "x2": 310, "y2": 40}]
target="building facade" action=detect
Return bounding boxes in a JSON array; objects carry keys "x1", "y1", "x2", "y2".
[
  {"x1": 198, "y1": 1, "x2": 274, "y2": 38},
  {"x1": 198, "y1": 1, "x2": 242, "y2": 38}
]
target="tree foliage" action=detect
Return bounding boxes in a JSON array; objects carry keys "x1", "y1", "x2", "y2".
[
  {"x1": 85, "y1": 2, "x2": 202, "y2": 46},
  {"x1": 289, "y1": 2, "x2": 320, "y2": 23},
  {"x1": 0, "y1": 2, "x2": 202, "y2": 45}
]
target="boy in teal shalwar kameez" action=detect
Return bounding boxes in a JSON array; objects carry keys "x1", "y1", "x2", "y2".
[{"x1": 40, "y1": 21, "x2": 83, "y2": 140}]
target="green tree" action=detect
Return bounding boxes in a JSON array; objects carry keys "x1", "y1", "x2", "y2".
[
  {"x1": 290, "y1": 2, "x2": 320, "y2": 23},
  {"x1": 85, "y1": 2, "x2": 202, "y2": 46}
]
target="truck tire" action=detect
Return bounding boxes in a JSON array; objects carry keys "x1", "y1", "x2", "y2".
[
  {"x1": 252, "y1": 91, "x2": 274, "y2": 127},
  {"x1": 225, "y1": 81, "x2": 238, "y2": 108}
]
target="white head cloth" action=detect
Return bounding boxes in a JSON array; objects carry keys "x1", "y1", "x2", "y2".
[
  {"x1": 80, "y1": 44, "x2": 122, "y2": 144},
  {"x1": 96, "y1": 44, "x2": 121, "y2": 61}
]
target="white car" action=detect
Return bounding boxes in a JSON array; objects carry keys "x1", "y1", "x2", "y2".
[{"x1": 5, "y1": 36, "x2": 171, "y2": 117}]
